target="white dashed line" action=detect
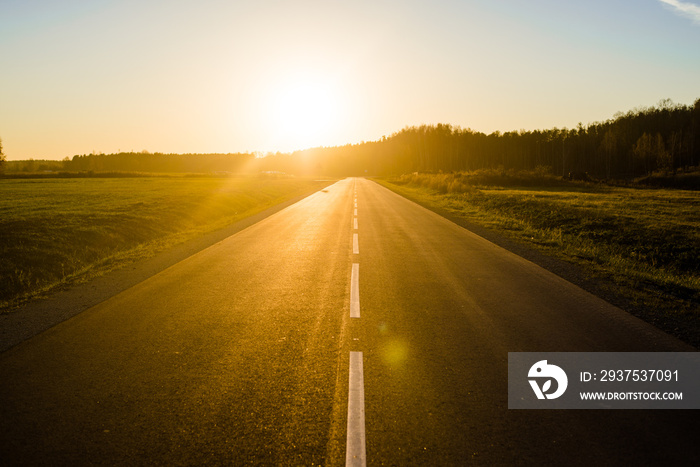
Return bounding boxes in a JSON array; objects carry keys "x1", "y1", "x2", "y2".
[
  {"x1": 346, "y1": 351, "x2": 366, "y2": 467},
  {"x1": 348, "y1": 184, "x2": 365, "y2": 465},
  {"x1": 350, "y1": 263, "x2": 360, "y2": 318}
]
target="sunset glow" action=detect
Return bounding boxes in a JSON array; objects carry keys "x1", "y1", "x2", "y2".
[
  {"x1": 1, "y1": 0, "x2": 699, "y2": 159},
  {"x1": 264, "y1": 71, "x2": 345, "y2": 152}
]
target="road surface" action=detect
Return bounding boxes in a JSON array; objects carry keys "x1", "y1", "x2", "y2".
[{"x1": 1, "y1": 178, "x2": 697, "y2": 465}]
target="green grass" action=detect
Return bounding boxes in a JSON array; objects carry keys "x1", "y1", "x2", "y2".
[
  {"x1": 0, "y1": 175, "x2": 329, "y2": 309},
  {"x1": 379, "y1": 170, "x2": 700, "y2": 347}
]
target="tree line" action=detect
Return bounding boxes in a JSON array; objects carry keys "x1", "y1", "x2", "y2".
[
  {"x1": 284, "y1": 97, "x2": 700, "y2": 179},
  {"x1": 4, "y1": 98, "x2": 699, "y2": 179},
  {"x1": 4, "y1": 151, "x2": 255, "y2": 175},
  {"x1": 67, "y1": 151, "x2": 255, "y2": 173}
]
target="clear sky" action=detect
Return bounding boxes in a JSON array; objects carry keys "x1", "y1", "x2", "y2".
[{"x1": 1, "y1": 0, "x2": 699, "y2": 160}]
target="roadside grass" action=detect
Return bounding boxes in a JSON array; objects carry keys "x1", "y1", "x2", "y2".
[
  {"x1": 0, "y1": 175, "x2": 329, "y2": 310},
  {"x1": 378, "y1": 170, "x2": 700, "y2": 347}
]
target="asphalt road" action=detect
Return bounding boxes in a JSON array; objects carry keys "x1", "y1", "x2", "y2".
[{"x1": 1, "y1": 178, "x2": 697, "y2": 465}]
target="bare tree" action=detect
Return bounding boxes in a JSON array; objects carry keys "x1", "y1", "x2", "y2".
[{"x1": 0, "y1": 137, "x2": 6, "y2": 174}]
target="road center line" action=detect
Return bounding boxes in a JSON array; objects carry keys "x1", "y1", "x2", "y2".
[
  {"x1": 346, "y1": 351, "x2": 366, "y2": 467},
  {"x1": 354, "y1": 208, "x2": 357, "y2": 216},
  {"x1": 350, "y1": 263, "x2": 360, "y2": 318},
  {"x1": 353, "y1": 233, "x2": 359, "y2": 255},
  {"x1": 354, "y1": 218, "x2": 358, "y2": 230}
]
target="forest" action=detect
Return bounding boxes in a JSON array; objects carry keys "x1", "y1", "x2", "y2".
[
  {"x1": 285, "y1": 97, "x2": 700, "y2": 179},
  {"x1": 3, "y1": 98, "x2": 699, "y2": 180}
]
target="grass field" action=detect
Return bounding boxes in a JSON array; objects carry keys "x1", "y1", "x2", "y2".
[
  {"x1": 0, "y1": 175, "x2": 329, "y2": 309},
  {"x1": 379, "y1": 171, "x2": 700, "y2": 347}
]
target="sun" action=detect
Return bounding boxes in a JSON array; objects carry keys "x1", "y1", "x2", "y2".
[{"x1": 266, "y1": 72, "x2": 342, "y2": 151}]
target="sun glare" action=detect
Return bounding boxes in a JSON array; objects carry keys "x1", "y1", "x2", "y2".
[{"x1": 265, "y1": 72, "x2": 342, "y2": 151}]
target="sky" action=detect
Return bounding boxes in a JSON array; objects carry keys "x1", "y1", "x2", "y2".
[{"x1": 1, "y1": 0, "x2": 700, "y2": 160}]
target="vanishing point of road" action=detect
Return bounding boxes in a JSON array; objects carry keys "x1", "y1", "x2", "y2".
[{"x1": 1, "y1": 178, "x2": 697, "y2": 465}]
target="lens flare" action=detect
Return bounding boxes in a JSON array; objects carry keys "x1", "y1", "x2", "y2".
[{"x1": 381, "y1": 340, "x2": 408, "y2": 366}]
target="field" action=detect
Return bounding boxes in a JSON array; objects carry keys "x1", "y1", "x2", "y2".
[
  {"x1": 0, "y1": 175, "x2": 329, "y2": 309},
  {"x1": 379, "y1": 171, "x2": 700, "y2": 347}
]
